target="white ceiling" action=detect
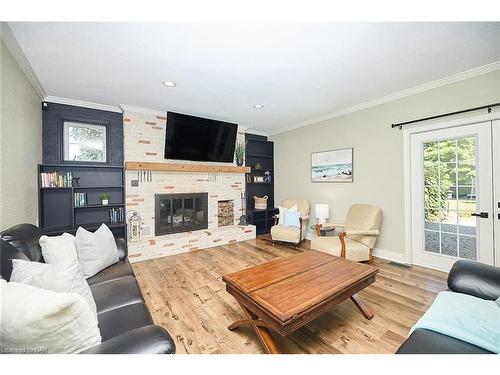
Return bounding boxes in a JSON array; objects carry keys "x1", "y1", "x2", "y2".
[{"x1": 8, "y1": 22, "x2": 500, "y2": 134}]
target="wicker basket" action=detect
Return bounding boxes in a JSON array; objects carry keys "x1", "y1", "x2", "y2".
[{"x1": 253, "y1": 195, "x2": 268, "y2": 210}]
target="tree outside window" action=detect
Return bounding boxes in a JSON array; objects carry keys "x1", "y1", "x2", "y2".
[
  {"x1": 63, "y1": 122, "x2": 107, "y2": 163},
  {"x1": 423, "y1": 137, "x2": 476, "y2": 223}
]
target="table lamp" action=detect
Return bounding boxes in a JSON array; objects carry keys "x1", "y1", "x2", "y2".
[{"x1": 315, "y1": 204, "x2": 329, "y2": 225}]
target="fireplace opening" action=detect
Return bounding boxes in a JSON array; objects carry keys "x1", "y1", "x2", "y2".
[
  {"x1": 218, "y1": 200, "x2": 234, "y2": 227},
  {"x1": 155, "y1": 193, "x2": 208, "y2": 236}
]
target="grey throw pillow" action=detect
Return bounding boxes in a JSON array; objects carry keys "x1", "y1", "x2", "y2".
[
  {"x1": 76, "y1": 224, "x2": 119, "y2": 278},
  {"x1": 495, "y1": 296, "x2": 500, "y2": 307}
]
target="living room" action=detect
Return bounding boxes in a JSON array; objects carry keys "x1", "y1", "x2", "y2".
[{"x1": 1, "y1": 1, "x2": 500, "y2": 372}]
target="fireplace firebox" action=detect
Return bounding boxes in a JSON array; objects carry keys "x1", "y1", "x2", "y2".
[{"x1": 155, "y1": 193, "x2": 208, "y2": 236}]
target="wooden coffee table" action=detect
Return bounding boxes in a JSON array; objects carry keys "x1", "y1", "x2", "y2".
[{"x1": 222, "y1": 250, "x2": 379, "y2": 353}]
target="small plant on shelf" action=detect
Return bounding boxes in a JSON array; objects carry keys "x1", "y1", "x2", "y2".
[
  {"x1": 235, "y1": 142, "x2": 245, "y2": 167},
  {"x1": 100, "y1": 192, "x2": 110, "y2": 205}
]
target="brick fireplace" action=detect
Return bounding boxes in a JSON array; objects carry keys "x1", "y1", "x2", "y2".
[{"x1": 123, "y1": 107, "x2": 256, "y2": 263}]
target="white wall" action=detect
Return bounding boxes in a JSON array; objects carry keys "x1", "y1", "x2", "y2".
[
  {"x1": 271, "y1": 70, "x2": 500, "y2": 255},
  {"x1": 0, "y1": 40, "x2": 42, "y2": 229}
]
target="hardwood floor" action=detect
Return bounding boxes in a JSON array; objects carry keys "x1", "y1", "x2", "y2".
[{"x1": 131, "y1": 236, "x2": 447, "y2": 354}]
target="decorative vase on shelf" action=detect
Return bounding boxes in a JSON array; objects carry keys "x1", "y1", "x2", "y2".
[
  {"x1": 100, "y1": 192, "x2": 110, "y2": 206},
  {"x1": 235, "y1": 142, "x2": 245, "y2": 167}
]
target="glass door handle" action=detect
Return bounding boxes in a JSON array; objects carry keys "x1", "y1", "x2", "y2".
[{"x1": 471, "y1": 212, "x2": 489, "y2": 218}]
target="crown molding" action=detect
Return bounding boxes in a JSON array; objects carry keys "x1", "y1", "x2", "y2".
[
  {"x1": 1, "y1": 22, "x2": 46, "y2": 100},
  {"x1": 120, "y1": 104, "x2": 166, "y2": 117},
  {"x1": 44, "y1": 96, "x2": 122, "y2": 113},
  {"x1": 269, "y1": 60, "x2": 500, "y2": 136}
]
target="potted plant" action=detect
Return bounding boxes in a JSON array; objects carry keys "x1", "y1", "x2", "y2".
[
  {"x1": 100, "y1": 192, "x2": 110, "y2": 205},
  {"x1": 235, "y1": 142, "x2": 245, "y2": 167}
]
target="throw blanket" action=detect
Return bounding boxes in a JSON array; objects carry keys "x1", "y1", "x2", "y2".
[{"x1": 411, "y1": 291, "x2": 500, "y2": 353}]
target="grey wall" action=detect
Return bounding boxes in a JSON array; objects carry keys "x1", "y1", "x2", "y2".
[
  {"x1": 0, "y1": 40, "x2": 42, "y2": 229},
  {"x1": 271, "y1": 70, "x2": 500, "y2": 255}
]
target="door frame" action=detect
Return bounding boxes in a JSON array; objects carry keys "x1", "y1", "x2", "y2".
[
  {"x1": 403, "y1": 112, "x2": 500, "y2": 269},
  {"x1": 493, "y1": 120, "x2": 500, "y2": 268}
]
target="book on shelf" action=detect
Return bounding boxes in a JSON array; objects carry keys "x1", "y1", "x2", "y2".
[
  {"x1": 74, "y1": 193, "x2": 88, "y2": 207},
  {"x1": 109, "y1": 207, "x2": 124, "y2": 223},
  {"x1": 40, "y1": 171, "x2": 73, "y2": 188}
]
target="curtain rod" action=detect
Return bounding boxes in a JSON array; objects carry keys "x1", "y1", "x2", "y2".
[{"x1": 391, "y1": 102, "x2": 500, "y2": 129}]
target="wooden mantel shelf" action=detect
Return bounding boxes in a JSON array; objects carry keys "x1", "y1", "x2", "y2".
[{"x1": 125, "y1": 161, "x2": 251, "y2": 174}]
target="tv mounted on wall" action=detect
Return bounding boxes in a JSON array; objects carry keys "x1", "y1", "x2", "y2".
[{"x1": 164, "y1": 112, "x2": 238, "y2": 163}]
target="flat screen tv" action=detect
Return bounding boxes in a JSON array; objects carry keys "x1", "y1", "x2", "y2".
[{"x1": 164, "y1": 112, "x2": 238, "y2": 163}]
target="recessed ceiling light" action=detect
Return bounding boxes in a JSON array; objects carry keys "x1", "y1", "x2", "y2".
[
  {"x1": 162, "y1": 81, "x2": 176, "y2": 87},
  {"x1": 253, "y1": 104, "x2": 264, "y2": 109}
]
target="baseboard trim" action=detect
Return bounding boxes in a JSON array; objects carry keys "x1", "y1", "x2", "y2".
[
  {"x1": 306, "y1": 231, "x2": 409, "y2": 265},
  {"x1": 372, "y1": 248, "x2": 410, "y2": 265}
]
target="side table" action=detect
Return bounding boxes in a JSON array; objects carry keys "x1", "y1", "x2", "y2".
[{"x1": 311, "y1": 224, "x2": 337, "y2": 236}]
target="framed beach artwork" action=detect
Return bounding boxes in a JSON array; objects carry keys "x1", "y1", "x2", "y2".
[{"x1": 311, "y1": 148, "x2": 353, "y2": 182}]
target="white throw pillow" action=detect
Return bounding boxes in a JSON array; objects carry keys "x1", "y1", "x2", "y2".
[
  {"x1": 10, "y1": 259, "x2": 97, "y2": 318},
  {"x1": 0, "y1": 280, "x2": 101, "y2": 353},
  {"x1": 278, "y1": 204, "x2": 298, "y2": 225},
  {"x1": 76, "y1": 224, "x2": 119, "y2": 278},
  {"x1": 39, "y1": 233, "x2": 95, "y2": 307},
  {"x1": 39, "y1": 232, "x2": 79, "y2": 267}
]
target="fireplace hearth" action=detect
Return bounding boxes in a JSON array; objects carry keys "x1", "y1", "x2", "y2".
[{"x1": 155, "y1": 193, "x2": 208, "y2": 236}]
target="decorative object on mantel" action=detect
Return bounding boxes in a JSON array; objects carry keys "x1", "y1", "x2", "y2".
[
  {"x1": 311, "y1": 148, "x2": 353, "y2": 183},
  {"x1": 234, "y1": 142, "x2": 245, "y2": 167},
  {"x1": 264, "y1": 170, "x2": 272, "y2": 183},
  {"x1": 125, "y1": 161, "x2": 250, "y2": 174},
  {"x1": 254, "y1": 161, "x2": 263, "y2": 170},
  {"x1": 254, "y1": 195, "x2": 268, "y2": 210},
  {"x1": 127, "y1": 211, "x2": 143, "y2": 243},
  {"x1": 238, "y1": 191, "x2": 248, "y2": 226},
  {"x1": 253, "y1": 176, "x2": 265, "y2": 183},
  {"x1": 100, "y1": 192, "x2": 110, "y2": 205},
  {"x1": 315, "y1": 204, "x2": 329, "y2": 225}
]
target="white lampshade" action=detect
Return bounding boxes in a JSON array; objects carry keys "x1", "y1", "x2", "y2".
[{"x1": 315, "y1": 204, "x2": 329, "y2": 224}]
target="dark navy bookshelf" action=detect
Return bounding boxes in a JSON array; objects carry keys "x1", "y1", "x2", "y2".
[
  {"x1": 39, "y1": 102, "x2": 126, "y2": 236},
  {"x1": 245, "y1": 134, "x2": 275, "y2": 235},
  {"x1": 38, "y1": 164, "x2": 126, "y2": 235}
]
